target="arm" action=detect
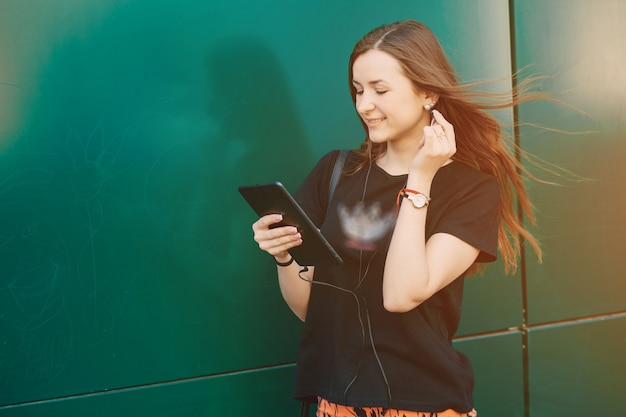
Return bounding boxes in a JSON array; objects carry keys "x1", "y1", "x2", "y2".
[
  {"x1": 383, "y1": 208, "x2": 479, "y2": 312},
  {"x1": 252, "y1": 214, "x2": 312, "y2": 321},
  {"x1": 383, "y1": 110, "x2": 481, "y2": 312}
]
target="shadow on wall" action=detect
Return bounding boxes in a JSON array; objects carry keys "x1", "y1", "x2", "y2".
[
  {"x1": 135, "y1": 36, "x2": 316, "y2": 372},
  {"x1": 141, "y1": 37, "x2": 315, "y2": 283},
  {"x1": 206, "y1": 37, "x2": 314, "y2": 190},
  {"x1": 202, "y1": 36, "x2": 316, "y2": 277}
]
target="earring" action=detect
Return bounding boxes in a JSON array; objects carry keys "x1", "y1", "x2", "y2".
[{"x1": 424, "y1": 101, "x2": 437, "y2": 111}]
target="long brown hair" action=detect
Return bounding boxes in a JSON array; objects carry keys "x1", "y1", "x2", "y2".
[{"x1": 348, "y1": 20, "x2": 547, "y2": 274}]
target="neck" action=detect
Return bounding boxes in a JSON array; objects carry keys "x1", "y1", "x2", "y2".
[{"x1": 375, "y1": 144, "x2": 416, "y2": 176}]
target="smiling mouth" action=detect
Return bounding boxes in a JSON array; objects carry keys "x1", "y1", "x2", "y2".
[{"x1": 365, "y1": 117, "x2": 385, "y2": 125}]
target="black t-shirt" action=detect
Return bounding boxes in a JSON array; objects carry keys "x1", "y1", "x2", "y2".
[{"x1": 293, "y1": 150, "x2": 499, "y2": 413}]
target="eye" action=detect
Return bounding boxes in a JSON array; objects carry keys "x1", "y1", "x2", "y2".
[
  {"x1": 355, "y1": 90, "x2": 363, "y2": 95},
  {"x1": 376, "y1": 90, "x2": 388, "y2": 95}
]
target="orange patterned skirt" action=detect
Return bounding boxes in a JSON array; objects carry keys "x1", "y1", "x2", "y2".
[{"x1": 316, "y1": 397, "x2": 477, "y2": 417}]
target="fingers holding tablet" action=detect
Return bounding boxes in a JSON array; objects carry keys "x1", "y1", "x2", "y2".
[{"x1": 253, "y1": 214, "x2": 303, "y2": 257}]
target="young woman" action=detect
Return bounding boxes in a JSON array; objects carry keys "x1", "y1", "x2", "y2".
[{"x1": 252, "y1": 20, "x2": 541, "y2": 417}]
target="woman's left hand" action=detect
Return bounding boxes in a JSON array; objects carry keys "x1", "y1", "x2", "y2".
[{"x1": 412, "y1": 109, "x2": 456, "y2": 177}]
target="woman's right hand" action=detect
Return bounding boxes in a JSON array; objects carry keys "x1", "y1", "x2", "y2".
[{"x1": 252, "y1": 214, "x2": 303, "y2": 260}]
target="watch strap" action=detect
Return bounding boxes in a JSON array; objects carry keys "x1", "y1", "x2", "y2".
[{"x1": 396, "y1": 188, "x2": 431, "y2": 207}]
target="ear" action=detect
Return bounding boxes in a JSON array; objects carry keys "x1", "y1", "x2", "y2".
[{"x1": 423, "y1": 91, "x2": 439, "y2": 104}]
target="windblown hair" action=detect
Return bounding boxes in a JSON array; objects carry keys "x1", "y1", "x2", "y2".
[{"x1": 348, "y1": 20, "x2": 547, "y2": 274}]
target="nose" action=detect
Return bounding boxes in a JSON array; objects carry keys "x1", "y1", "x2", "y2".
[{"x1": 356, "y1": 92, "x2": 375, "y2": 114}]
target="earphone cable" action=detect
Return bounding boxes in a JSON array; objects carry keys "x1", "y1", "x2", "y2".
[
  {"x1": 298, "y1": 258, "x2": 392, "y2": 405},
  {"x1": 363, "y1": 298, "x2": 393, "y2": 406}
]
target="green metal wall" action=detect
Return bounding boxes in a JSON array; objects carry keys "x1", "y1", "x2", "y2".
[
  {"x1": 0, "y1": 1, "x2": 624, "y2": 416},
  {"x1": 513, "y1": 1, "x2": 626, "y2": 414}
]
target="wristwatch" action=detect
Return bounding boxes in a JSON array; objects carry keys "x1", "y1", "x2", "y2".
[
  {"x1": 397, "y1": 188, "x2": 431, "y2": 208},
  {"x1": 406, "y1": 192, "x2": 430, "y2": 208}
]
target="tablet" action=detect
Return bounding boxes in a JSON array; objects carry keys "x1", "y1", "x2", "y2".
[{"x1": 238, "y1": 182, "x2": 343, "y2": 266}]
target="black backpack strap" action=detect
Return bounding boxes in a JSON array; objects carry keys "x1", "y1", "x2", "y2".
[
  {"x1": 299, "y1": 400, "x2": 311, "y2": 417},
  {"x1": 327, "y1": 149, "x2": 349, "y2": 215}
]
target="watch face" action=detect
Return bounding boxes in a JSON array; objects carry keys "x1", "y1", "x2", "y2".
[{"x1": 411, "y1": 193, "x2": 427, "y2": 208}]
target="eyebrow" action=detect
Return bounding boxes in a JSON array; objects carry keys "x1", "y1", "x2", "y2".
[{"x1": 352, "y1": 80, "x2": 387, "y2": 87}]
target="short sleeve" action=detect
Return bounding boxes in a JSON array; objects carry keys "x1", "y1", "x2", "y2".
[{"x1": 435, "y1": 175, "x2": 499, "y2": 263}]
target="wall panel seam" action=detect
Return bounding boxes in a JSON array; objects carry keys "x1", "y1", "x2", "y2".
[{"x1": 0, "y1": 362, "x2": 297, "y2": 410}]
